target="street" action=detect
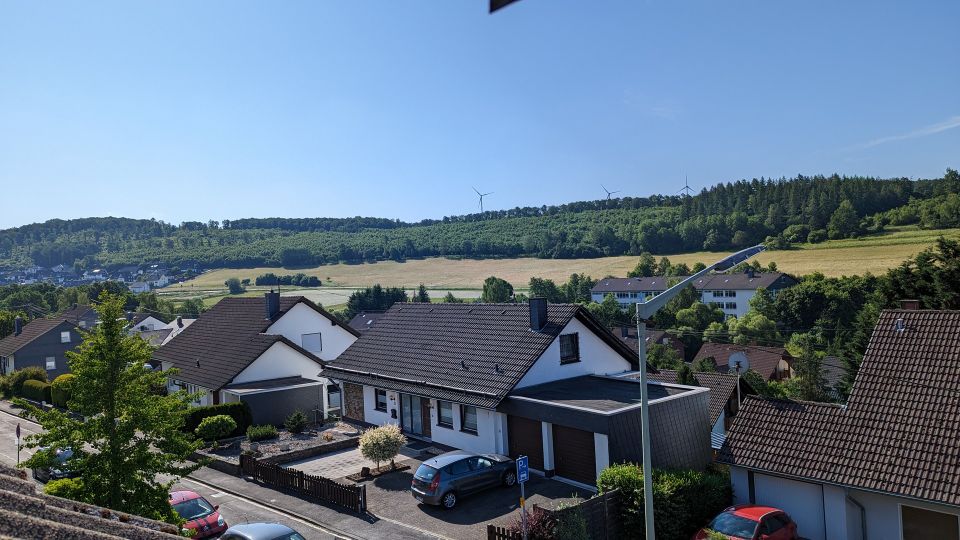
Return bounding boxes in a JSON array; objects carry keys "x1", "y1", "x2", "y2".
[{"x1": 0, "y1": 409, "x2": 339, "y2": 540}]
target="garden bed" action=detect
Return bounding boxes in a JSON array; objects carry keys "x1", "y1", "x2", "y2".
[
  {"x1": 345, "y1": 462, "x2": 411, "y2": 483},
  {"x1": 194, "y1": 422, "x2": 360, "y2": 467}
]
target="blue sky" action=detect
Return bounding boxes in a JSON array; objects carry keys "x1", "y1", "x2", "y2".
[{"x1": 1, "y1": 1, "x2": 957, "y2": 228}]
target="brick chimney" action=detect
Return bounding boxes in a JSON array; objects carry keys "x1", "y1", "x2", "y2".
[{"x1": 900, "y1": 299, "x2": 920, "y2": 310}]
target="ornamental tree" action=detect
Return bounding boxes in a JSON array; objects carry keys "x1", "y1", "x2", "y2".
[{"x1": 359, "y1": 424, "x2": 407, "y2": 471}]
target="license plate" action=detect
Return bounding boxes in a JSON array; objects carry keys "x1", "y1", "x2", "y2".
[{"x1": 415, "y1": 495, "x2": 424, "y2": 502}]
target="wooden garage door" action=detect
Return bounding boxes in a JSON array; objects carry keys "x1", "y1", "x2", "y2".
[
  {"x1": 508, "y1": 416, "x2": 543, "y2": 471},
  {"x1": 553, "y1": 425, "x2": 596, "y2": 485}
]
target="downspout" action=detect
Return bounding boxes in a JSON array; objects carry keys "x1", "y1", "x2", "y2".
[{"x1": 846, "y1": 492, "x2": 867, "y2": 540}]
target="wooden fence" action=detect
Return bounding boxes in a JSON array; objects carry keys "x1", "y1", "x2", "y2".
[
  {"x1": 486, "y1": 524, "x2": 520, "y2": 540},
  {"x1": 239, "y1": 454, "x2": 366, "y2": 513},
  {"x1": 535, "y1": 489, "x2": 623, "y2": 540}
]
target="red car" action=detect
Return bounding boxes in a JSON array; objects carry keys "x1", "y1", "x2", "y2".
[
  {"x1": 694, "y1": 505, "x2": 799, "y2": 540},
  {"x1": 170, "y1": 490, "x2": 228, "y2": 539}
]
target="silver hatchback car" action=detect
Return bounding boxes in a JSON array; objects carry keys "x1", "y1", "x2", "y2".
[{"x1": 410, "y1": 450, "x2": 517, "y2": 509}]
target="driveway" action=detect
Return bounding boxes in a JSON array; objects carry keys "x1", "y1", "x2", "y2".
[{"x1": 286, "y1": 441, "x2": 589, "y2": 540}]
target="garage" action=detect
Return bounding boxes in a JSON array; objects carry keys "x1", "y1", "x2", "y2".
[
  {"x1": 552, "y1": 424, "x2": 596, "y2": 485},
  {"x1": 508, "y1": 415, "x2": 544, "y2": 471},
  {"x1": 754, "y1": 473, "x2": 825, "y2": 540}
]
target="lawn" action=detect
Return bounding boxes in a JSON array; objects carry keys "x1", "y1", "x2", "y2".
[{"x1": 171, "y1": 226, "x2": 960, "y2": 292}]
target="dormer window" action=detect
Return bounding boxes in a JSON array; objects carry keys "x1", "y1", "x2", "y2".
[{"x1": 560, "y1": 333, "x2": 580, "y2": 365}]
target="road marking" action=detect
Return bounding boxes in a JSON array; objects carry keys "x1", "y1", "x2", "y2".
[{"x1": 209, "y1": 492, "x2": 226, "y2": 498}]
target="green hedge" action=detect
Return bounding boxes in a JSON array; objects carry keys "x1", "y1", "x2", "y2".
[
  {"x1": 22, "y1": 379, "x2": 52, "y2": 404},
  {"x1": 597, "y1": 463, "x2": 731, "y2": 540},
  {"x1": 6, "y1": 367, "x2": 48, "y2": 397},
  {"x1": 246, "y1": 424, "x2": 278, "y2": 442},
  {"x1": 195, "y1": 415, "x2": 237, "y2": 442},
  {"x1": 50, "y1": 374, "x2": 76, "y2": 408},
  {"x1": 183, "y1": 402, "x2": 252, "y2": 437}
]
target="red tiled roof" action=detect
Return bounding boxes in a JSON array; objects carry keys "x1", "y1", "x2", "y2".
[{"x1": 693, "y1": 342, "x2": 789, "y2": 380}]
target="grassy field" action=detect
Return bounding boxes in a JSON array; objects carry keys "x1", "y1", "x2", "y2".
[{"x1": 171, "y1": 226, "x2": 960, "y2": 292}]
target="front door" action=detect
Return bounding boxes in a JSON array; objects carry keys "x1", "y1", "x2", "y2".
[{"x1": 400, "y1": 394, "x2": 428, "y2": 437}]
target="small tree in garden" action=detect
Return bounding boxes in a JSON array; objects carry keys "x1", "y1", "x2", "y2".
[
  {"x1": 359, "y1": 424, "x2": 406, "y2": 471},
  {"x1": 284, "y1": 410, "x2": 308, "y2": 434},
  {"x1": 195, "y1": 415, "x2": 237, "y2": 446}
]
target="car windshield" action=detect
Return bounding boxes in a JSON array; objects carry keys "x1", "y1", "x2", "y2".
[
  {"x1": 54, "y1": 449, "x2": 74, "y2": 464},
  {"x1": 273, "y1": 534, "x2": 306, "y2": 540},
  {"x1": 172, "y1": 497, "x2": 215, "y2": 521},
  {"x1": 414, "y1": 464, "x2": 438, "y2": 481},
  {"x1": 708, "y1": 512, "x2": 758, "y2": 538}
]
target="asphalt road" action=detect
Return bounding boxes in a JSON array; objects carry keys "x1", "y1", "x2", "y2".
[{"x1": 0, "y1": 409, "x2": 338, "y2": 540}]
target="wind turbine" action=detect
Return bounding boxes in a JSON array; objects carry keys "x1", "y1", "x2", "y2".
[
  {"x1": 601, "y1": 184, "x2": 621, "y2": 200},
  {"x1": 678, "y1": 175, "x2": 694, "y2": 197},
  {"x1": 473, "y1": 187, "x2": 493, "y2": 212}
]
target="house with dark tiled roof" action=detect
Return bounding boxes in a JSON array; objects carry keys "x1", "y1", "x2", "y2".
[
  {"x1": 718, "y1": 309, "x2": 960, "y2": 540},
  {"x1": 154, "y1": 291, "x2": 359, "y2": 426},
  {"x1": 347, "y1": 311, "x2": 386, "y2": 333},
  {"x1": 591, "y1": 269, "x2": 797, "y2": 318},
  {"x1": 693, "y1": 342, "x2": 793, "y2": 381},
  {"x1": 323, "y1": 298, "x2": 714, "y2": 488},
  {"x1": 0, "y1": 315, "x2": 83, "y2": 379}
]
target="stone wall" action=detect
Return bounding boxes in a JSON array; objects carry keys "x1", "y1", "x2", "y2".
[{"x1": 343, "y1": 383, "x2": 364, "y2": 422}]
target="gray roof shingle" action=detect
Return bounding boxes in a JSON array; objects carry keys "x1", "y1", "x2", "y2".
[
  {"x1": 591, "y1": 272, "x2": 796, "y2": 294},
  {"x1": 718, "y1": 310, "x2": 960, "y2": 507},
  {"x1": 323, "y1": 302, "x2": 640, "y2": 409},
  {"x1": 645, "y1": 369, "x2": 750, "y2": 424}
]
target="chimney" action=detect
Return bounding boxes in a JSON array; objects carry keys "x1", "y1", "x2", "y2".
[
  {"x1": 620, "y1": 326, "x2": 629, "y2": 338},
  {"x1": 176, "y1": 316, "x2": 183, "y2": 328},
  {"x1": 745, "y1": 267, "x2": 755, "y2": 278},
  {"x1": 900, "y1": 299, "x2": 920, "y2": 310},
  {"x1": 265, "y1": 290, "x2": 281, "y2": 319},
  {"x1": 529, "y1": 297, "x2": 547, "y2": 332},
  {"x1": 14, "y1": 317, "x2": 22, "y2": 337}
]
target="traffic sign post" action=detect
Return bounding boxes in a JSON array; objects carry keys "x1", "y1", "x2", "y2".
[
  {"x1": 15, "y1": 423, "x2": 21, "y2": 467},
  {"x1": 517, "y1": 456, "x2": 529, "y2": 540}
]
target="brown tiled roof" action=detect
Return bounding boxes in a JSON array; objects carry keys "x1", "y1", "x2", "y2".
[
  {"x1": 693, "y1": 342, "x2": 789, "y2": 380},
  {"x1": 323, "y1": 303, "x2": 641, "y2": 409},
  {"x1": 719, "y1": 310, "x2": 960, "y2": 507},
  {"x1": 645, "y1": 369, "x2": 750, "y2": 424},
  {"x1": 0, "y1": 318, "x2": 76, "y2": 357},
  {"x1": 154, "y1": 296, "x2": 353, "y2": 391}
]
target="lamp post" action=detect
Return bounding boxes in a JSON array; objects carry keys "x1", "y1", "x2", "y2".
[{"x1": 634, "y1": 244, "x2": 765, "y2": 539}]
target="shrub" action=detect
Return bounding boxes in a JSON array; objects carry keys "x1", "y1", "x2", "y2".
[
  {"x1": 508, "y1": 506, "x2": 555, "y2": 540},
  {"x1": 7, "y1": 367, "x2": 48, "y2": 397},
  {"x1": 50, "y1": 374, "x2": 76, "y2": 408},
  {"x1": 246, "y1": 424, "x2": 278, "y2": 442},
  {"x1": 807, "y1": 229, "x2": 828, "y2": 244},
  {"x1": 183, "y1": 402, "x2": 252, "y2": 436},
  {"x1": 44, "y1": 477, "x2": 88, "y2": 502},
  {"x1": 284, "y1": 410, "x2": 308, "y2": 434},
  {"x1": 359, "y1": 424, "x2": 406, "y2": 470},
  {"x1": 195, "y1": 415, "x2": 237, "y2": 442},
  {"x1": 22, "y1": 379, "x2": 52, "y2": 403},
  {"x1": 554, "y1": 501, "x2": 589, "y2": 540}
]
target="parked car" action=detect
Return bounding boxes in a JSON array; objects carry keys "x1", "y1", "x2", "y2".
[
  {"x1": 32, "y1": 447, "x2": 78, "y2": 483},
  {"x1": 410, "y1": 450, "x2": 517, "y2": 509},
  {"x1": 169, "y1": 490, "x2": 228, "y2": 539},
  {"x1": 694, "y1": 505, "x2": 799, "y2": 540},
  {"x1": 221, "y1": 522, "x2": 306, "y2": 540}
]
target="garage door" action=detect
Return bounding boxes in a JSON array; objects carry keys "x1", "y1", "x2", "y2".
[
  {"x1": 553, "y1": 425, "x2": 596, "y2": 485},
  {"x1": 508, "y1": 416, "x2": 543, "y2": 471},
  {"x1": 754, "y1": 474, "x2": 825, "y2": 540}
]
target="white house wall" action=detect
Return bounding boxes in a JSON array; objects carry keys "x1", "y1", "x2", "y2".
[
  {"x1": 425, "y1": 398, "x2": 503, "y2": 455},
  {"x1": 515, "y1": 317, "x2": 632, "y2": 389},
  {"x1": 363, "y1": 385, "x2": 399, "y2": 426},
  {"x1": 265, "y1": 302, "x2": 357, "y2": 361},
  {"x1": 232, "y1": 342, "x2": 324, "y2": 384}
]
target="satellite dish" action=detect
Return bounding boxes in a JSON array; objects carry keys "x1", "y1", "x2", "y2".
[{"x1": 728, "y1": 351, "x2": 749, "y2": 373}]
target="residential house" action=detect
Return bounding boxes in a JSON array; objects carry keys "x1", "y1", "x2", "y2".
[
  {"x1": 60, "y1": 304, "x2": 99, "y2": 330},
  {"x1": 323, "y1": 299, "x2": 713, "y2": 488},
  {"x1": 160, "y1": 316, "x2": 195, "y2": 346},
  {"x1": 693, "y1": 342, "x2": 793, "y2": 381},
  {"x1": 81, "y1": 269, "x2": 107, "y2": 282},
  {"x1": 154, "y1": 292, "x2": 359, "y2": 426},
  {"x1": 0, "y1": 315, "x2": 82, "y2": 378},
  {"x1": 718, "y1": 309, "x2": 960, "y2": 540},
  {"x1": 129, "y1": 282, "x2": 151, "y2": 294},
  {"x1": 127, "y1": 313, "x2": 166, "y2": 333},
  {"x1": 611, "y1": 325, "x2": 686, "y2": 360},
  {"x1": 591, "y1": 269, "x2": 798, "y2": 318}
]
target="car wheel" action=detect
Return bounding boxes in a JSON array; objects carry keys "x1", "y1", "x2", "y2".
[
  {"x1": 441, "y1": 491, "x2": 457, "y2": 509},
  {"x1": 503, "y1": 471, "x2": 517, "y2": 486}
]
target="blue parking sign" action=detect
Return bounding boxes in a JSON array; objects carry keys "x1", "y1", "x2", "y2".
[{"x1": 517, "y1": 455, "x2": 529, "y2": 483}]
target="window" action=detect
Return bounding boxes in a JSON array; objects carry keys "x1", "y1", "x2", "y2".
[
  {"x1": 446, "y1": 458, "x2": 471, "y2": 475},
  {"x1": 460, "y1": 405, "x2": 478, "y2": 434},
  {"x1": 60, "y1": 331, "x2": 71, "y2": 343},
  {"x1": 712, "y1": 291, "x2": 724, "y2": 298},
  {"x1": 761, "y1": 514, "x2": 788, "y2": 534},
  {"x1": 559, "y1": 333, "x2": 580, "y2": 364},
  {"x1": 327, "y1": 384, "x2": 341, "y2": 408},
  {"x1": 45, "y1": 356, "x2": 56, "y2": 370},
  {"x1": 301, "y1": 332, "x2": 323, "y2": 353},
  {"x1": 468, "y1": 456, "x2": 493, "y2": 470},
  {"x1": 374, "y1": 389, "x2": 388, "y2": 412},
  {"x1": 725, "y1": 302, "x2": 737, "y2": 310},
  {"x1": 725, "y1": 290, "x2": 737, "y2": 297},
  {"x1": 437, "y1": 401, "x2": 453, "y2": 428},
  {"x1": 901, "y1": 505, "x2": 960, "y2": 540}
]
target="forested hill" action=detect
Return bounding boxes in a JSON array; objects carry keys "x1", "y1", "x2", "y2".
[{"x1": 2, "y1": 170, "x2": 958, "y2": 270}]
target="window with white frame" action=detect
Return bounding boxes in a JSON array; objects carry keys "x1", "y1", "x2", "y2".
[
  {"x1": 459, "y1": 405, "x2": 478, "y2": 434},
  {"x1": 60, "y1": 331, "x2": 71, "y2": 343},
  {"x1": 725, "y1": 302, "x2": 737, "y2": 310},
  {"x1": 45, "y1": 357, "x2": 56, "y2": 370},
  {"x1": 712, "y1": 291, "x2": 724, "y2": 298},
  {"x1": 725, "y1": 290, "x2": 737, "y2": 297},
  {"x1": 374, "y1": 388, "x2": 388, "y2": 412},
  {"x1": 437, "y1": 401, "x2": 453, "y2": 428}
]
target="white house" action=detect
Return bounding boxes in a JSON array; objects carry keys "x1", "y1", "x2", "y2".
[
  {"x1": 154, "y1": 292, "x2": 359, "y2": 425},
  {"x1": 324, "y1": 299, "x2": 713, "y2": 489},
  {"x1": 718, "y1": 308, "x2": 960, "y2": 540},
  {"x1": 591, "y1": 269, "x2": 798, "y2": 318}
]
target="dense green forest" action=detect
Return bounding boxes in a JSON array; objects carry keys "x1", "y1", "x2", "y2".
[{"x1": 2, "y1": 170, "x2": 957, "y2": 270}]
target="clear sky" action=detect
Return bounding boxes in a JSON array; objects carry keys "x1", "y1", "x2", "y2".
[{"x1": 1, "y1": 1, "x2": 957, "y2": 229}]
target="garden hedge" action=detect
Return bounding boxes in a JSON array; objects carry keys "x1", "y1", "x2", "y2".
[
  {"x1": 5, "y1": 367, "x2": 48, "y2": 397},
  {"x1": 22, "y1": 379, "x2": 53, "y2": 404},
  {"x1": 50, "y1": 374, "x2": 76, "y2": 408},
  {"x1": 183, "y1": 401, "x2": 252, "y2": 437}
]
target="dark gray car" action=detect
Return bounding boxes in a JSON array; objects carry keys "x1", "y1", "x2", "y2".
[
  {"x1": 410, "y1": 450, "x2": 517, "y2": 509},
  {"x1": 220, "y1": 522, "x2": 305, "y2": 540}
]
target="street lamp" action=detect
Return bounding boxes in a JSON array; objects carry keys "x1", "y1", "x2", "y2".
[{"x1": 634, "y1": 244, "x2": 765, "y2": 539}]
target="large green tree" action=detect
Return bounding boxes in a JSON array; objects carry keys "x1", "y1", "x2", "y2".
[
  {"x1": 481, "y1": 276, "x2": 514, "y2": 303},
  {"x1": 17, "y1": 294, "x2": 201, "y2": 522}
]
